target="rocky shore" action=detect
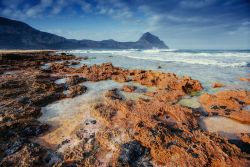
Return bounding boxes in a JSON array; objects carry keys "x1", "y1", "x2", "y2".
[{"x1": 0, "y1": 51, "x2": 249, "y2": 166}]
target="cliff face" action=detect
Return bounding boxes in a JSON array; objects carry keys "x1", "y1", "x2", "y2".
[{"x1": 0, "y1": 17, "x2": 168, "y2": 49}]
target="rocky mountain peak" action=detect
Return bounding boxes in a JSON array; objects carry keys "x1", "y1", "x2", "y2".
[{"x1": 138, "y1": 32, "x2": 168, "y2": 48}]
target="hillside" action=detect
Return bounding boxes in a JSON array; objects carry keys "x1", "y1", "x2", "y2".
[{"x1": 0, "y1": 17, "x2": 168, "y2": 49}]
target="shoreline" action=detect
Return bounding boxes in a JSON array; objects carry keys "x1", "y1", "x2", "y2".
[
  {"x1": 0, "y1": 49, "x2": 56, "y2": 51},
  {"x1": 0, "y1": 51, "x2": 249, "y2": 166},
  {"x1": 0, "y1": 50, "x2": 56, "y2": 54}
]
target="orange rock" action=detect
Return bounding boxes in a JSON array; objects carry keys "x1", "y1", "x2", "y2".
[
  {"x1": 240, "y1": 77, "x2": 250, "y2": 82},
  {"x1": 240, "y1": 133, "x2": 250, "y2": 144},
  {"x1": 111, "y1": 74, "x2": 129, "y2": 83},
  {"x1": 89, "y1": 87, "x2": 249, "y2": 166},
  {"x1": 212, "y1": 82, "x2": 224, "y2": 88},
  {"x1": 129, "y1": 70, "x2": 203, "y2": 92},
  {"x1": 121, "y1": 85, "x2": 136, "y2": 92},
  {"x1": 199, "y1": 90, "x2": 250, "y2": 123}
]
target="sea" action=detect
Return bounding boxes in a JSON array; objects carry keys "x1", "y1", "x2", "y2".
[{"x1": 67, "y1": 49, "x2": 250, "y2": 92}]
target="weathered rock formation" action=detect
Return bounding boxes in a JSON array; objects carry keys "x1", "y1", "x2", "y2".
[{"x1": 199, "y1": 90, "x2": 250, "y2": 124}]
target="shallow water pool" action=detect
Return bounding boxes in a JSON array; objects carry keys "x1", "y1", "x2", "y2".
[{"x1": 199, "y1": 116, "x2": 250, "y2": 140}]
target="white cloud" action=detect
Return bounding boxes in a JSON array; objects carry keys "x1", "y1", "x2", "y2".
[
  {"x1": 25, "y1": 0, "x2": 52, "y2": 17},
  {"x1": 179, "y1": 0, "x2": 217, "y2": 9},
  {"x1": 0, "y1": 0, "x2": 93, "y2": 19},
  {"x1": 96, "y1": 0, "x2": 136, "y2": 21}
]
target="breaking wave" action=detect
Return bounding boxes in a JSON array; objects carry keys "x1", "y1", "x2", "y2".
[{"x1": 68, "y1": 49, "x2": 250, "y2": 67}]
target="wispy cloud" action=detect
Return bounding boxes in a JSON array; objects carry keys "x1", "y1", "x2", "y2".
[
  {"x1": 25, "y1": 0, "x2": 52, "y2": 17},
  {"x1": 0, "y1": 0, "x2": 93, "y2": 19}
]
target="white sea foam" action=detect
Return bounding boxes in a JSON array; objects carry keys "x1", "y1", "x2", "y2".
[
  {"x1": 122, "y1": 54, "x2": 248, "y2": 67},
  {"x1": 68, "y1": 49, "x2": 250, "y2": 67}
]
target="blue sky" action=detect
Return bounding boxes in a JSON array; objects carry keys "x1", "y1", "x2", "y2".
[{"x1": 0, "y1": 0, "x2": 249, "y2": 49}]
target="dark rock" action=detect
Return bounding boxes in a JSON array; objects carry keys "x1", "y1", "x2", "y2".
[
  {"x1": 1, "y1": 142, "x2": 47, "y2": 166},
  {"x1": 105, "y1": 88, "x2": 122, "y2": 100},
  {"x1": 0, "y1": 80, "x2": 24, "y2": 89},
  {"x1": 82, "y1": 56, "x2": 89, "y2": 60},
  {"x1": 66, "y1": 75, "x2": 86, "y2": 86},
  {"x1": 70, "y1": 61, "x2": 80, "y2": 65},
  {"x1": 117, "y1": 141, "x2": 152, "y2": 167},
  {"x1": 62, "y1": 139, "x2": 70, "y2": 145},
  {"x1": 17, "y1": 96, "x2": 32, "y2": 105},
  {"x1": 228, "y1": 139, "x2": 250, "y2": 154},
  {"x1": 5, "y1": 138, "x2": 27, "y2": 155},
  {"x1": 90, "y1": 120, "x2": 96, "y2": 124},
  {"x1": 67, "y1": 85, "x2": 87, "y2": 98},
  {"x1": 93, "y1": 103, "x2": 117, "y2": 122},
  {"x1": 21, "y1": 123, "x2": 49, "y2": 137},
  {"x1": 33, "y1": 93, "x2": 61, "y2": 107}
]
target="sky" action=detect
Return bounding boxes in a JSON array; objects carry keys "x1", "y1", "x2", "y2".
[{"x1": 0, "y1": 0, "x2": 249, "y2": 49}]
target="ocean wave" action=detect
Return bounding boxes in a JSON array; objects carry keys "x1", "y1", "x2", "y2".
[
  {"x1": 142, "y1": 49, "x2": 177, "y2": 53},
  {"x1": 69, "y1": 49, "x2": 250, "y2": 58},
  {"x1": 67, "y1": 49, "x2": 138, "y2": 54},
  {"x1": 121, "y1": 54, "x2": 248, "y2": 67},
  {"x1": 67, "y1": 49, "x2": 250, "y2": 67}
]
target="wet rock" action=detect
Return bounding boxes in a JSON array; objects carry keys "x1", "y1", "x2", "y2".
[
  {"x1": 32, "y1": 93, "x2": 61, "y2": 107},
  {"x1": 90, "y1": 120, "x2": 97, "y2": 124},
  {"x1": 105, "y1": 88, "x2": 122, "y2": 100},
  {"x1": 130, "y1": 70, "x2": 203, "y2": 92},
  {"x1": 212, "y1": 82, "x2": 224, "y2": 88},
  {"x1": 240, "y1": 133, "x2": 250, "y2": 144},
  {"x1": 70, "y1": 61, "x2": 80, "y2": 65},
  {"x1": 0, "y1": 80, "x2": 25, "y2": 89},
  {"x1": 92, "y1": 103, "x2": 117, "y2": 122},
  {"x1": 49, "y1": 63, "x2": 70, "y2": 73},
  {"x1": 61, "y1": 138, "x2": 101, "y2": 166},
  {"x1": 0, "y1": 52, "x2": 79, "y2": 166},
  {"x1": 21, "y1": 122, "x2": 49, "y2": 137},
  {"x1": 66, "y1": 75, "x2": 86, "y2": 86},
  {"x1": 17, "y1": 96, "x2": 32, "y2": 105},
  {"x1": 200, "y1": 90, "x2": 250, "y2": 123},
  {"x1": 228, "y1": 139, "x2": 250, "y2": 154},
  {"x1": 112, "y1": 74, "x2": 130, "y2": 83},
  {"x1": 44, "y1": 151, "x2": 61, "y2": 166},
  {"x1": 4, "y1": 138, "x2": 27, "y2": 156},
  {"x1": 1, "y1": 143, "x2": 47, "y2": 167},
  {"x1": 34, "y1": 73, "x2": 51, "y2": 80},
  {"x1": 144, "y1": 91, "x2": 156, "y2": 97},
  {"x1": 81, "y1": 63, "x2": 128, "y2": 82},
  {"x1": 122, "y1": 85, "x2": 136, "y2": 92},
  {"x1": 117, "y1": 141, "x2": 152, "y2": 167},
  {"x1": 239, "y1": 77, "x2": 250, "y2": 82},
  {"x1": 67, "y1": 85, "x2": 87, "y2": 98},
  {"x1": 82, "y1": 56, "x2": 89, "y2": 60}
]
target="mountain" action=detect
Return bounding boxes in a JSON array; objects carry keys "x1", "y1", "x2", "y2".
[{"x1": 0, "y1": 17, "x2": 168, "y2": 49}]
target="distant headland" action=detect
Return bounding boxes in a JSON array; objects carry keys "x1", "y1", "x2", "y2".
[{"x1": 0, "y1": 17, "x2": 168, "y2": 50}]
